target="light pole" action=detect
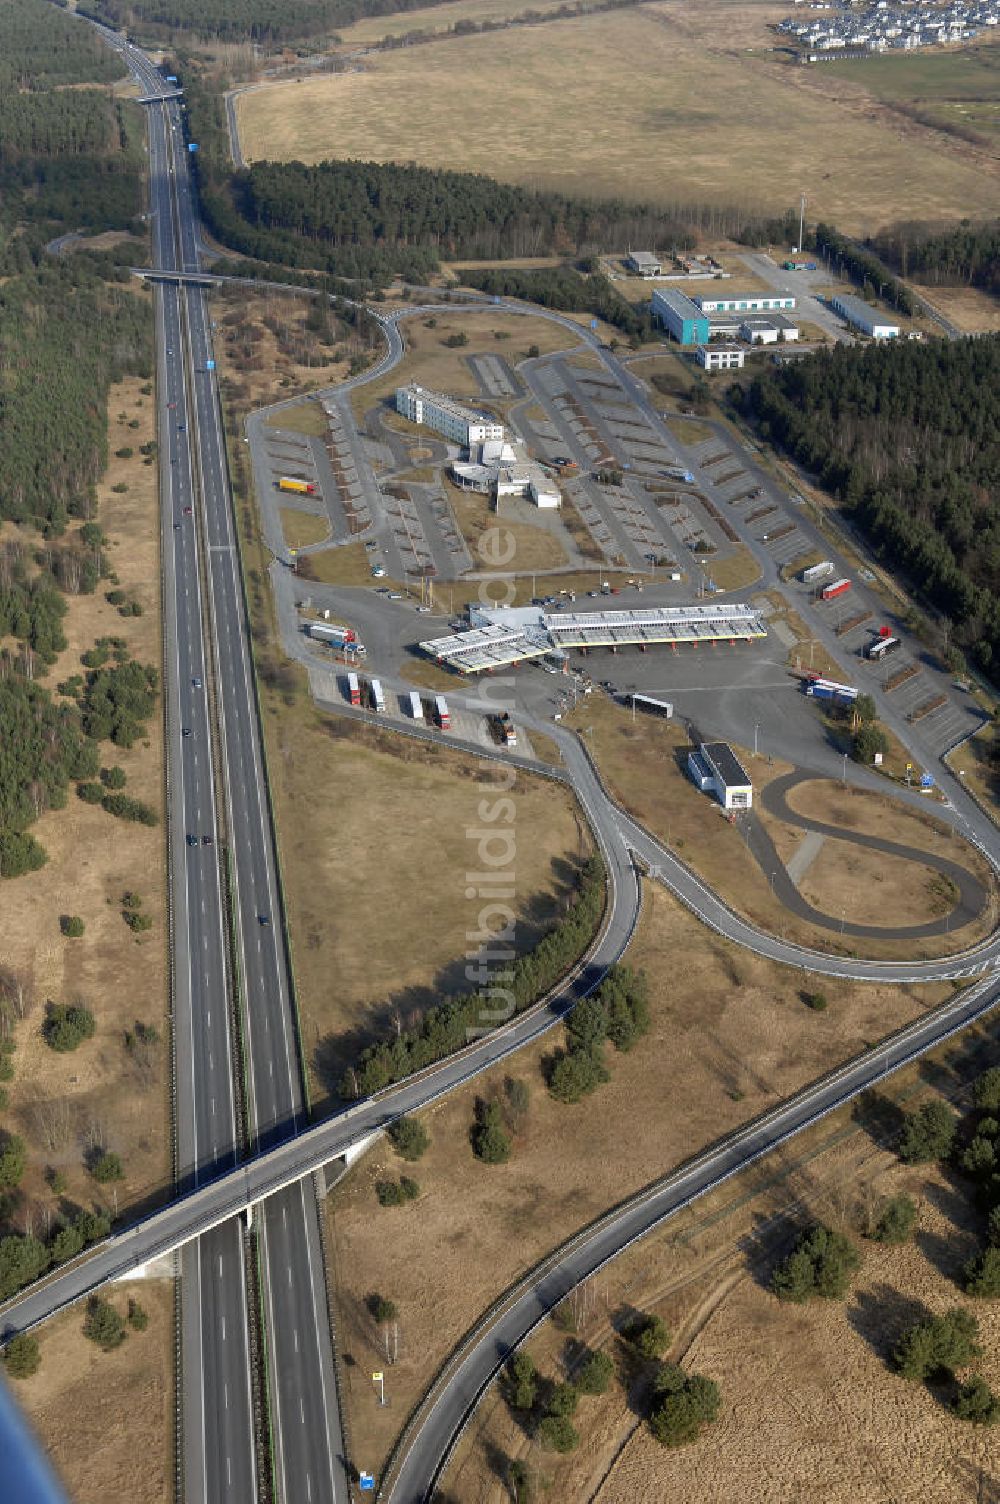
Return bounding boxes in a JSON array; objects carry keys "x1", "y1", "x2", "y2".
[
  {"x1": 754, "y1": 721, "x2": 760, "y2": 758},
  {"x1": 842, "y1": 751, "x2": 848, "y2": 785}
]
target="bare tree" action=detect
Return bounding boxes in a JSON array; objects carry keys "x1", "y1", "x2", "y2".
[{"x1": 28, "y1": 1095, "x2": 73, "y2": 1153}]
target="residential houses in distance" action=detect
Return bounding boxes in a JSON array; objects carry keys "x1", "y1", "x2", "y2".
[{"x1": 778, "y1": 0, "x2": 997, "y2": 58}]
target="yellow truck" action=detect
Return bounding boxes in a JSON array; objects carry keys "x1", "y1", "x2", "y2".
[{"x1": 278, "y1": 476, "x2": 316, "y2": 495}]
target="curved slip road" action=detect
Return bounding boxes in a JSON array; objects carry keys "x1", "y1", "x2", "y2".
[{"x1": 749, "y1": 770, "x2": 989, "y2": 940}]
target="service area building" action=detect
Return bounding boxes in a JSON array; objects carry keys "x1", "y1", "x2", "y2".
[
  {"x1": 694, "y1": 291, "x2": 796, "y2": 314},
  {"x1": 396, "y1": 384, "x2": 505, "y2": 445},
  {"x1": 830, "y1": 294, "x2": 900, "y2": 339},
  {"x1": 697, "y1": 344, "x2": 746, "y2": 371},
  {"x1": 627, "y1": 251, "x2": 661, "y2": 278},
  {"x1": 651, "y1": 288, "x2": 710, "y2": 347},
  {"x1": 688, "y1": 741, "x2": 753, "y2": 809}
]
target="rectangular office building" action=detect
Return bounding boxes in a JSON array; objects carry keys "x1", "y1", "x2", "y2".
[
  {"x1": 651, "y1": 288, "x2": 710, "y2": 347},
  {"x1": 694, "y1": 291, "x2": 796, "y2": 314},
  {"x1": 689, "y1": 741, "x2": 753, "y2": 809},
  {"x1": 396, "y1": 383, "x2": 505, "y2": 446},
  {"x1": 696, "y1": 344, "x2": 746, "y2": 371}
]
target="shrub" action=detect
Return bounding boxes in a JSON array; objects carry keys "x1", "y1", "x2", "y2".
[
  {"x1": 0, "y1": 1133, "x2": 26, "y2": 1191},
  {"x1": 101, "y1": 794, "x2": 157, "y2": 825},
  {"x1": 121, "y1": 891, "x2": 142, "y2": 911},
  {"x1": 802, "y1": 990, "x2": 828, "y2": 1011},
  {"x1": 60, "y1": 915, "x2": 85, "y2": 938},
  {"x1": 115, "y1": 447, "x2": 133, "y2": 459},
  {"x1": 576, "y1": 1349, "x2": 614, "y2": 1396},
  {"x1": 506, "y1": 1352, "x2": 537, "y2": 1411},
  {"x1": 387, "y1": 1117, "x2": 429, "y2": 1162},
  {"x1": 77, "y1": 781, "x2": 105, "y2": 804},
  {"x1": 964, "y1": 1246, "x2": 1000, "y2": 1298},
  {"x1": 771, "y1": 1224, "x2": 861, "y2": 1303},
  {"x1": 101, "y1": 766, "x2": 127, "y2": 790},
  {"x1": 973, "y1": 1068, "x2": 1000, "y2": 1112},
  {"x1": 546, "y1": 1382, "x2": 578, "y2": 1419},
  {"x1": 92, "y1": 1151, "x2": 124, "y2": 1184},
  {"x1": 547, "y1": 1045, "x2": 608, "y2": 1104},
  {"x1": 366, "y1": 1293, "x2": 397, "y2": 1324},
  {"x1": 894, "y1": 1308, "x2": 980, "y2": 1380},
  {"x1": 625, "y1": 1313, "x2": 670, "y2": 1360},
  {"x1": 43, "y1": 1003, "x2": 96, "y2": 1053},
  {"x1": 83, "y1": 1296, "x2": 127, "y2": 1350},
  {"x1": 869, "y1": 1194, "x2": 917, "y2": 1245},
  {"x1": 105, "y1": 589, "x2": 127, "y2": 606},
  {"x1": 898, "y1": 1100, "x2": 957, "y2": 1164},
  {"x1": 953, "y1": 1375, "x2": 1000, "y2": 1424},
  {"x1": 123, "y1": 910, "x2": 153, "y2": 933},
  {"x1": 537, "y1": 1414, "x2": 579, "y2": 1453},
  {"x1": 504, "y1": 1075, "x2": 530, "y2": 1127},
  {"x1": 376, "y1": 1177, "x2": 419, "y2": 1207},
  {"x1": 471, "y1": 1100, "x2": 512, "y2": 1164},
  {"x1": 961, "y1": 1135, "x2": 997, "y2": 1179},
  {"x1": 649, "y1": 1364, "x2": 721, "y2": 1448},
  {"x1": 3, "y1": 1333, "x2": 40, "y2": 1379},
  {"x1": 127, "y1": 1298, "x2": 148, "y2": 1332}
]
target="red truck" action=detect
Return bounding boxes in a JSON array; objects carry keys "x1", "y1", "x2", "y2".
[{"x1": 821, "y1": 578, "x2": 851, "y2": 602}]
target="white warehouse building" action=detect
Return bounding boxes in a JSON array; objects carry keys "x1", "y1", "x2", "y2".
[
  {"x1": 396, "y1": 384, "x2": 505, "y2": 446},
  {"x1": 830, "y1": 294, "x2": 900, "y2": 339},
  {"x1": 688, "y1": 741, "x2": 753, "y2": 810}
]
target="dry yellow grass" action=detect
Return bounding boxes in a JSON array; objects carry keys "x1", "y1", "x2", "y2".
[
  {"x1": 259, "y1": 709, "x2": 592, "y2": 1107},
  {"x1": 211, "y1": 290, "x2": 353, "y2": 412},
  {"x1": 916, "y1": 284, "x2": 1000, "y2": 334},
  {"x1": 350, "y1": 312, "x2": 582, "y2": 424},
  {"x1": 702, "y1": 544, "x2": 761, "y2": 593},
  {"x1": 451, "y1": 1117, "x2": 1000, "y2": 1503},
  {"x1": 947, "y1": 728, "x2": 1000, "y2": 826},
  {"x1": 17, "y1": 1281, "x2": 173, "y2": 1504},
  {"x1": 295, "y1": 540, "x2": 404, "y2": 590},
  {"x1": 266, "y1": 399, "x2": 329, "y2": 437},
  {"x1": 237, "y1": 2, "x2": 999, "y2": 231},
  {"x1": 279, "y1": 506, "x2": 331, "y2": 550},
  {"x1": 328, "y1": 882, "x2": 947, "y2": 1474},
  {"x1": 1, "y1": 377, "x2": 170, "y2": 1226},
  {"x1": 446, "y1": 481, "x2": 569, "y2": 571}
]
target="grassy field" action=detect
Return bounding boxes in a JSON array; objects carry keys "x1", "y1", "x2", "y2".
[
  {"x1": 2, "y1": 377, "x2": 170, "y2": 1230},
  {"x1": 236, "y1": 2, "x2": 999, "y2": 231},
  {"x1": 570, "y1": 694, "x2": 993, "y2": 958},
  {"x1": 350, "y1": 311, "x2": 582, "y2": 425},
  {"x1": 17, "y1": 1281, "x2": 173, "y2": 1504},
  {"x1": 947, "y1": 726, "x2": 1000, "y2": 826},
  {"x1": 448, "y1": 1035, "x2": 1000, "y2": 1501},
  {"x1": 267, "y1": 399, "x2": 330, "y2": 437},
  {"x1": 279, "y1": 506, "x2": 331, "y2": 550},
  {"x1": 295, "y1": 540, "x2": 406, "y2": 592},
  {"x1": 837, "y1": 41, "x2": 1000, "y2": 150},
  {"x1": 703, "y1": 544, "x2": 761, "y2": 593},
  {"x1": 328, "y1": 881, "x2": 948, "y2": 1474},
  {"x1": 333, "y1": 0, "x2": 583, "y2": 46},
  {"x1": 446, "y1": 480, "x2": 570, "y2": 571},
  {"x1": 916, "y1": 284, "x2": 1000, "y2": 334},
  {"x1": 259, "y1": 709, "x2": 592, "y2": 1108}
]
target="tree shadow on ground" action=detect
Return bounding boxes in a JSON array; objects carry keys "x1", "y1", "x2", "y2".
[{"x1": 846, "y1": 1282, "x2": 931, "y2": 1367}]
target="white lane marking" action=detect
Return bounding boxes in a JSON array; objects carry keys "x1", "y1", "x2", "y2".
[
  {"x1": 293, "y1": 1328, "x2": 299, "y2": 1354},
  {"x1": 221, "y1": 1315, "x2": 226, "y2": 1342}
]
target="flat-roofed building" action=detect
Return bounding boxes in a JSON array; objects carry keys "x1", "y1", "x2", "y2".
[
  {"x1": 626, "y1": 250, "x2": 661, "y2": 278},
  {"x1": 697, "y1": 343, "x2": 746, "y2": 371},
  {"x1": 695, "y1": 291, "x2": 796, "y2": 313},
  {"x1": 740, "y1": 312, "x2": 801, "y2": 345},
  {"x1": 651, "y1": 288, "x2": 710, "y2": 347},
  {"x1": 689, "y1": 741, "x2": 753, "y2": 809},
  {"x1": 396, "y1": 383, "x2": 504, "y2": 445},
  {"x1": 830, "y1": 294, "x2": 900, "y2": 338}
]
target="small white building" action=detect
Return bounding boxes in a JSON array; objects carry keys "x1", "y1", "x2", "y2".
[
  {"x1": 452, "y1": 438, "x2": 561, "y2": 509},
  {"x1": 626, "y1": 251, "x2": 661, "y2": 278},
  {"x1": 396, "y1": 383, "x2": 504, "y2": 446},
  {"x1": 830, "y1": 294, "x2": 900, "y2": 339},
  {"x1": 688, "y1": 741, "x2": 753, "y2": 810},
  {"x1": 696, "y1": 344, "x2": 746, "y2": 371}
]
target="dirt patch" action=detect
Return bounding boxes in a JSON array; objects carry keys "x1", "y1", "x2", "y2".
[
  {"x1": 211, "y1": 289, "x2": 360, "y2": 414},
  {"x1": 260, "y1": 704, "x2": 592, "y2": 1107},
  {"x1": 328, "y1": 882, "x2": 945, "y2": 1474},
  {"x1": 1, "y1": 376, "x2": 169, "y2": 1227},
  {"x1": 17, "y1": 1280, "x2": 173, "y2": 1504}
]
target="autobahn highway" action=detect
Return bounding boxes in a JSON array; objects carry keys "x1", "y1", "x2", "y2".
[{"x1": 98, "y1": 26, "x2": 344, "y2": 1504}]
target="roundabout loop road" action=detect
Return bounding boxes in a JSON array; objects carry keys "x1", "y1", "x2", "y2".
[{"x1": 746, "y1": 770, "x2": 991, "y2": 941}]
